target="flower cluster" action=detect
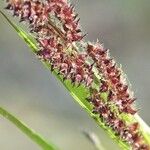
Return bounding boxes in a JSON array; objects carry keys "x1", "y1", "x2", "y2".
[
  {"x1": 87, "y1": 43, "x2": 136, "y2": 115},
  {"x1": 5, "y1": 0, "x2": 95, "y2": 87},
  {"x1": 85, "y1": 43, "x2": 149, "y2": 149},
  {"x1": 5, "y1": 0, "x2": 83, "y2": 42},
  {"x1": 4, "y1": 0, "x2": 150, "y2": 149},
  {"x1": 87, "y1": 88, "x2": 148, "y2": 150},
  {"x1": 38, "y1": 46, "x2": 94, "y2": 87}
]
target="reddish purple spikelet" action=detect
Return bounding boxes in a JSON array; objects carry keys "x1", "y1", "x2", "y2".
[{"x1": 99, "y1": 80, "x2": 109, "y2": 92}]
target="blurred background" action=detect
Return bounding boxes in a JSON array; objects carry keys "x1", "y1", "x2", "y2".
[{"x1": 0, "y1": 0, "x2": 150, "y2": 150}]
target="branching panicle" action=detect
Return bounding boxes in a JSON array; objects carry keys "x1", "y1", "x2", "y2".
[{"x1": 4, "y1": 0, "x2": 150, "y2": 149}]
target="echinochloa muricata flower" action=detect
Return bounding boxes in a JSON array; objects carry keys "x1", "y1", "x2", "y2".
[{"x1": 4, "y1": 0, "x2": 150, "y2": 149}]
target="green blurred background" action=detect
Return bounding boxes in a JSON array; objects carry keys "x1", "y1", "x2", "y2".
[{"x1": 0, "y1": 0, "x2": 150, "y2": 150}]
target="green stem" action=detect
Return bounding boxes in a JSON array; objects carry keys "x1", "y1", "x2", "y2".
[{"x1": 0, "y1": 107, "x2": 58, "y2": 150}]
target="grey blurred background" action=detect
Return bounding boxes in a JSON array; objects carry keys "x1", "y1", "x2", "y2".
[{"x1": 0, "y1": 0, "x2": 150, "y2": 150}]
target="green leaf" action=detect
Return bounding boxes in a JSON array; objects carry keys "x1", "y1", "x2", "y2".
[{"x1": 0, "y1": 107, "x2": 58, "y2": 150}]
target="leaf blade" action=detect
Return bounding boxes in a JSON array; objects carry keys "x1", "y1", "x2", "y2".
[{"x1": 0, "y1": 107, "x2": 58, "y2": 150}]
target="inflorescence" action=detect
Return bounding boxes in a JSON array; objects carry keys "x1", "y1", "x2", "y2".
[{"x1": 4, "y1": 0, "x2": 150, "y2": 149}]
